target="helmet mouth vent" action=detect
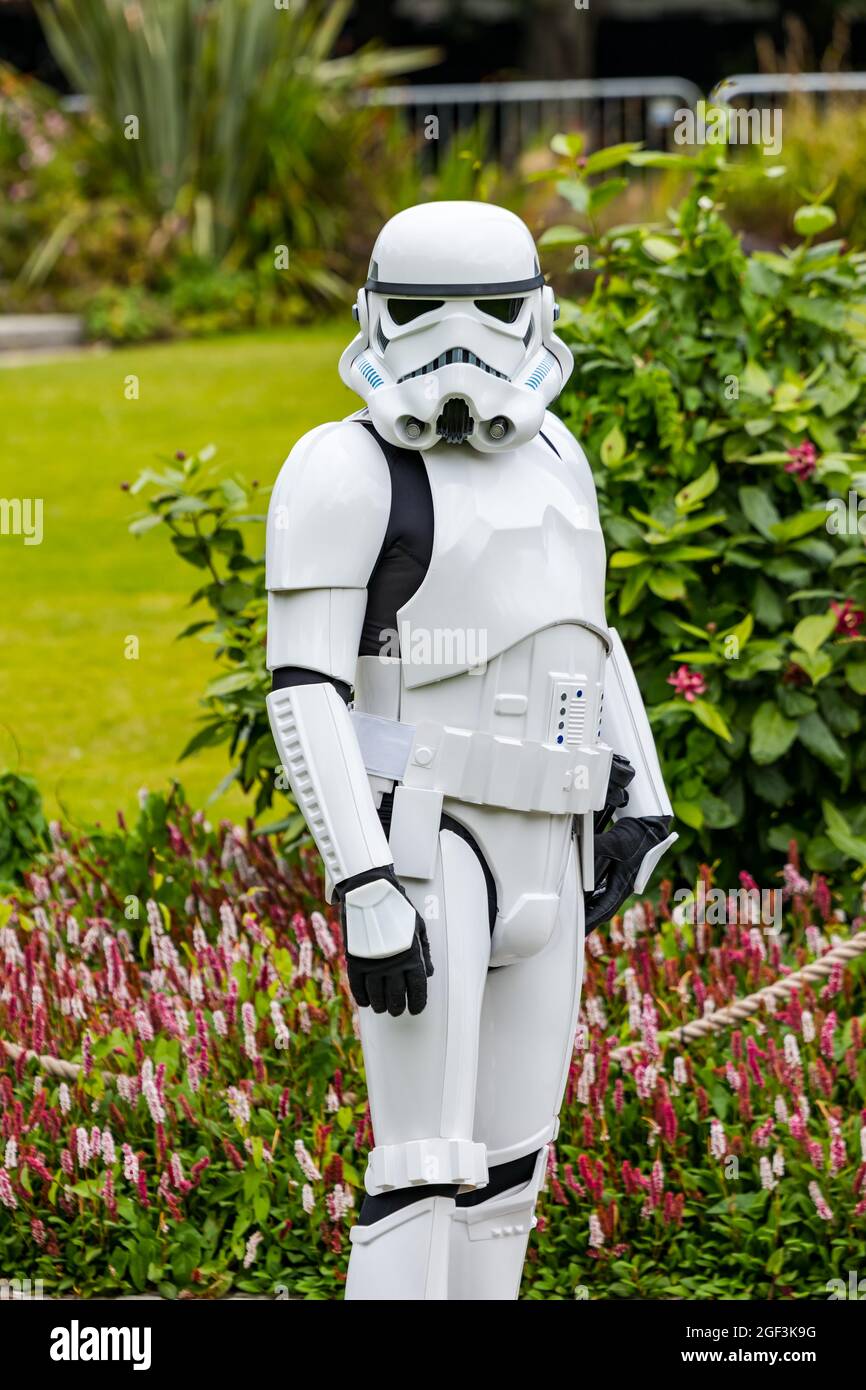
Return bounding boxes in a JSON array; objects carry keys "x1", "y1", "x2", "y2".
[
  {"x1": 398, "y1": 347, "x2": 508, "y2": 383},
  {"x1": 436, "y1": 398, "x2": 475, "y2": 445}
]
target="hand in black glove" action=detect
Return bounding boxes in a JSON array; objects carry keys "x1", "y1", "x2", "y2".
[
  {"x1": 584, "y1": 815, "x2": 672, "y2": 933},
  {"x1": 334, "y1": 866, "x2": 433, "y2": 1018}
]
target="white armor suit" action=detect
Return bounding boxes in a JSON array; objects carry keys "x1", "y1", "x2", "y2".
[{"x1": 265, "y1": 201, "x2": 677, "y2": 1300}]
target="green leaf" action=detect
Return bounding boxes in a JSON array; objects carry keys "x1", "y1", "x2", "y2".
[
  {"x1": 738, "y1": 485, "x2": 781, "y2": 540},
  {"x1": 206, "y1": 670, "x2": 258, "y2": 697},
  {"x1": 750, "y1": 701, "x2": 798, "y2": 764},
  {"x1": 770, "y1": 510, "x2": 832, "y2": 543},
  {"x1": 691, "y1": 699, "x2": 733, "y2": 742},
  {"x1": 556, "y1": 178, "x2": 590, "y2": 214},
  {"x1": 538, "y1": 225, "x2": 581, "y2": 248},
  {"x1": 551, "y1": 132, "x2": 585, "y2": 159},
  {"x1": 129, "y1": 512, "x2": 167, "y2": 538},
  {"x1": 589, "y1": 177, "x2": 628, "y2": 215},
  {"x1": 674, "y1": 799, "x2": 704, "y2": 830},
  {"x1": 608, "y1": 550, "x2": 647, "y2": 569},
  {"x1": 793, "y1": 204, "x2": 836, "y2": 237},
  {"x1": 647, "y1": 570, "x2": 687, "y2": 600},
  {"x1": 723, "y1": 613, "x2": 754, "y2": 651},
  {"x1": 787, "y1": 295, "x2": 844, "y2": 331},
  {"x1": 791, "y1": 611, "x2": 837, "y2": 656},
  {"x1": 600, "y1": 423, "x2": 626, "y2": 467},
  {"x1": 583, "y1": 142, "x2": 643, "y2": 174},
  {"x1": 628, "y1": 150, "x2": 696, "y2": 170},
  {"x1": 642, "y1": 236, "x2": 680, "y2": 263},
  {"x1": 740, "y1": 360, "x2": 774, "y2": 398},
  {"x1": 846, "y1": 661, "x2": 866, "y2": 695},
  {"x1": 798, "y1": 711, "x2": 846, "y2": 777},
  {"x1": 675, "y1": 462, "x2": 719, "y2": 513},
  {"x1": 822, "y1": 800, "x2": 866, "y2": 865},
  {"x1": 618, "y1": 565, "x2": 650, "y2": 614},
  {"x1": 790, "y1": 650, "x2": 832, "y2": 685}
]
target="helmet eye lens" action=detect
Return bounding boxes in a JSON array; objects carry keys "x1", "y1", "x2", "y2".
[
  {"x1": 388, "y1": 298, "x2": 444, "y2": 325},
  {"x1": 475, "y1": 297, "x2": 523, "y2": 323}
]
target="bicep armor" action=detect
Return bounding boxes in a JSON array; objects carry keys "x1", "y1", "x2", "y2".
[{"x1": 265, "y1": 423, "x2": 417, "y2": 957}]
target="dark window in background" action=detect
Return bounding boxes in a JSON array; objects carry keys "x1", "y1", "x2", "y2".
[
  {"x1": 346, "y1": 0, "x2": 866, "y2": 89},
  {"x1": 2, "y1": 0, "x2": 864, "y2": 91}
]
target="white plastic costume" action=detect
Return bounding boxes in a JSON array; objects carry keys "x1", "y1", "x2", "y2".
[{"x1": 266, "y1": 201, "x2": 676, "y2": 1300}]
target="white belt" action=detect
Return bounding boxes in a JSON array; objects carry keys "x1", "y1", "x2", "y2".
[{"x1": 351, "y1": 709, "x2": 612, "y2": 817}]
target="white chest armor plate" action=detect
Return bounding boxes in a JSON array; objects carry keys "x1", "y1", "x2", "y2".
[
  {"x1": 353, "y1": 434, "x2": 612, "y2": 822},
  {"x1": 397, "y1": 432, "x2": 607, "y2": 688}
]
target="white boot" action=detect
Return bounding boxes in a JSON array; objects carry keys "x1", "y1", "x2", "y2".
[
  {"x1": 448, "y1": 1150, "x2": 546, "y2": 1301},
  {"x1": 345, "y1": 1195, "x2": 455, "y2": 1301}
]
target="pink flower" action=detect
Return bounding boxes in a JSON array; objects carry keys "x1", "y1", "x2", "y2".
[
  {"x1": 243, "y1": 1231, "x2": 263, "y2": 1268},
  {"x1": 820, "y1": 1011, "x2": 837, "y2": 1060},
  {"x1": 784, "y1": 440, "x2": 818, "y2": 481},
  {"x1": 829, "y1": 1118, "x2": 846, "y2": 1175},
  {"x1": 710, "y1": 1118, "x2": 727, "y2": 1160},
  {"x1": 122, "y1": 1144, "x2": 139, "y2": 1183},
  {"x1": 666, "y1": 665, "x2": 707, "y2": 703},
  {"x1": 782, "y1": 863, "x2": 810, "y2": 897},
  {"x1": 311, "y1": 912, "x2": 338, "y2": 960},
  {"x1": 808, "y1": 1181, "x2": 833, "y2": 1221},
  {"x1": 752, "y1": 1118, "x2": 774, "y2": 1149},
  {"x1": 830, "y1": 599, "x2": 865, "y2": 637},
  {"x1": 0, "y1": 1169, "x2": 17, "y2": 1209},
  {"x1": 294, "y1": 1139, "x2": 322, "y2": 1183},
  {"x1": 326, "y1": 1183, "x2": 355, "y2": 1223},
  {"x1": 588, "y1": 1212, "x2": 605, "y2": 1249},
  {"x1": 101, "y1": 1169, "x2": 117, "y2": 1218},
  {"x1": 650, "y1": 1158, "x2": 665, "y2": 1205}
]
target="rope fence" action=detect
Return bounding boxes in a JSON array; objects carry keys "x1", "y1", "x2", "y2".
[
  {"x1": 611, "y1": 929, "x2": 866, "y2": 1064},
  {"x1": 3, "y1": 930, "x2": 866, "y2": 1081}
]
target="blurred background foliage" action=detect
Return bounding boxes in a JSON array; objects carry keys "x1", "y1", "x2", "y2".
[{"x1": 3, "y1": 4, "x2": 866, "y2": 342}]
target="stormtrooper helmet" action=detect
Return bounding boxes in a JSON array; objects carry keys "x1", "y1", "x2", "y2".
[{"x1": 339, "y1": 201, "x2": 573, "y2": 453}]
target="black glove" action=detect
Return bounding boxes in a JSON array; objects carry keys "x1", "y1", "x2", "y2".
[
  {"x1": 595, "y1": 752, "x2": 635, "y2": 833},
  {"x1": 584, "y1": 815, "x2": 672, "y2": 933},
  {"x1": 334, "y1": 866, "x2": 434, "y2": 1018}
]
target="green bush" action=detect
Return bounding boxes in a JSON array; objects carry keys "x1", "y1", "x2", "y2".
[
  {"x1": 540, "y1": 135, "x2": 866, "y2": 887},
  {"x1": 0, "y1": 772, "x2": 49, "y2": 888},
  {"x1": 128, "y1": 450, "x2": 278, "y2": 820}
]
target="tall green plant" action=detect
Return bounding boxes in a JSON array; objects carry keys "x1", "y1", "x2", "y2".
[
  {"x1": 129, "y1": 448, "x2": 279, "y2": 822},
  {"x1": 541, "y1": 132, "x2": 866, "y2": 884},
  {"x1": 36, "y1": 0, "x2": 435, "y2": 259}
]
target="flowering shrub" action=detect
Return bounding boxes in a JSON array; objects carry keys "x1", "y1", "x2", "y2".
[
  {"x1": 530, "y1": 854, "x2": 866, "y2": 1299},
  {"x1": 0, "y1": 789, "x2": 364, "y2": 1297},
  {"x1": 543, "y1": 136, "x2": 866, "y2": 887},
  {"x1": 1, "y1": 789, "x2": 864, "y2": 1298}
]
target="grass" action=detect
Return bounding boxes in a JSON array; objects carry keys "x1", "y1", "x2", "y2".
[{"x1": 0, "y1": 322, "x2": 351, "y2": 827}]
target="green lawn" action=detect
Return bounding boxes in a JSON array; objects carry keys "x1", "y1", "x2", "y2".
[{"x1": 0, "y1": 323, "x2": 350, "y2": 827}]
